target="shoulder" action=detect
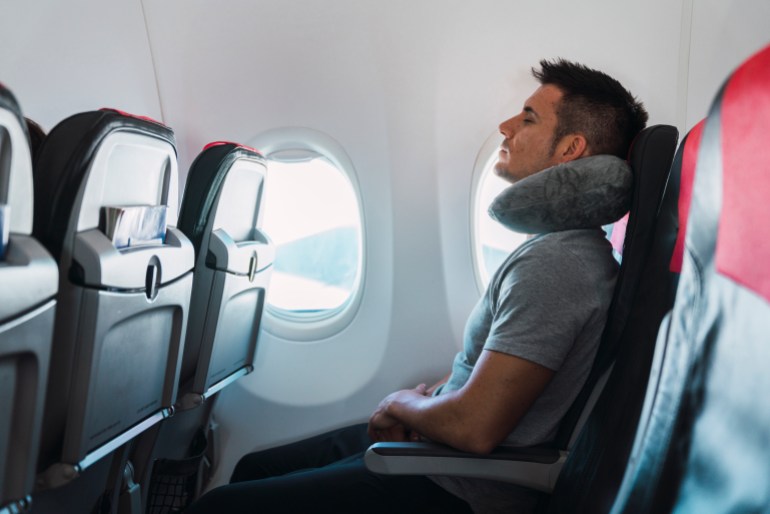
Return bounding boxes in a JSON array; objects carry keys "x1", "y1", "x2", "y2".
[{"x1": 497, "y1": 229, "x2": 614, "y2": 287}]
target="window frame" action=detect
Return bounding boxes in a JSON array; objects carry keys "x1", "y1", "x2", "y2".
[
  {"x1": 248, "y1": 127, "x2": 366, "y2": 341},
  {"x1": 469, "y1": 130, "x2": 528, "y2": 293}
]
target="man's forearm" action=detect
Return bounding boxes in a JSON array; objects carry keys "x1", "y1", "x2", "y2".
[
  {"x1": 369, "y1": 350, "x2": 554, "y2": 454},
  {"x1": 375, "y1": 388, "x2": 493, "y2": 453}
]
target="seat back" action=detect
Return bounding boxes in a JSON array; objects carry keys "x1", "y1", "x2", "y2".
[
  {"x1": 611, "y1": 43, "x2": 770, "y2": 514},
  {"x1": 33, "y1": 109, "x2": 194, "y2": 489},
  {"x1": 552, "y1": 124, "x2": 679, "y2": 450},
  {"x1": 126, "y1": 143, "x2": 274, "y2": 513},
  {"x1": 24, "y1": 118, "x2": 46, "y2": 163},
  {"x1": 546, "y1": 123, "x2": 703, "y2": 513},
  {"x1": 0, "y1": 84, "x2": 58, "y2": 511},
  {"x1": 175, "y1": 141, "x2": 274, "y2": 409}
]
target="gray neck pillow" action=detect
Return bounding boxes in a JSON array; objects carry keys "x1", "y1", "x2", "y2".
[{"x1": 488, "y1": 154, "x2": 632, "y2": 234}]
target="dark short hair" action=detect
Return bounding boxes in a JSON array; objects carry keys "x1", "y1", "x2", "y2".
[{"x1": 532, "y1": 59, "x2": 648, "y2": 159}]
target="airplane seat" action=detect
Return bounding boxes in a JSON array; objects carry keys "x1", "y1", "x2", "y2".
[
  {"x1": 175, "y1": 141, "x2": 273, "y2": 409},
  {"x1": 31, "y1": 108, "x2": 195, "y2": 491},
  {"x1": 24, "y1": 118, "x2": 46, "y2": 163},
  {"x1": 552, "y1": 124, "x2": 680, "y2": 449},
  {"x1": 134, "y1": 141, "x2": 273, "y2": 514},
  {"x1": 610, "y1": 43, "x2": 770, "y2": 514},
  {"x1": 364, "y1": 124, "x2": 679, "y2": 494},
  {"x1": 544, "y1": 121, "x2": 704, "y2": 513},
  {"x1": 0, "y1": 84, "x2": 58, "y2": 514}
]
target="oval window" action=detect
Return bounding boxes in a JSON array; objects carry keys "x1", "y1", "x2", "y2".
[
  {"x1": 249, "y1": 127, "x2": 366, "y2": 341},
  {"x1": 471, "y1": 143, "x2": 528, "y2": 290},
  {"x1": 262, "y1": 149, "x2": 363, "y2": 321}
]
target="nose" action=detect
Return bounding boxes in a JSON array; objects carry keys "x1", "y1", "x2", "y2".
[{"x1": 499, "y1": 115, "x2": 517, "y2": 139}]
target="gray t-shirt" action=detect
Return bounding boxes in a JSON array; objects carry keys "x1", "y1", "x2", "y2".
[{"x1": 432, "y1": 228, "x2": 618, "y2": 512}]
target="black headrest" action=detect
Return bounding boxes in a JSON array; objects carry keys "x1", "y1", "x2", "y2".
[
  {"x1": 32, "y1": 109, "x2": 175, "y2": 259},
  {"x1": 178, "y1": 141, "x2": 265, "y2": 255},
  {"x1": 0, "y1": 83, "x2": 31, "y2": 184},
  {"x1": 598, "y1": 124, "x2": 680, "y2": 351},
  {"x1": 25, "y1": 117, "x2": 46, "y2": 163},
  {"x1": 0, "y1": 83, "x2": 27, "y2": 132}
]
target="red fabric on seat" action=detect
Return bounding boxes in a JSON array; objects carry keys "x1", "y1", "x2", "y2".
[
  {"x1": 669, "y1": 120, "x2": 705, "y2": 273},
  {"x1": 716, "y1": 45, "x2": 770, "y2": 302},
  {"x1": 99, "y1": 107, "x2": 166, "y2": 126},
  {"x1": 202, "y1": 141, "x2": 262, "y2": 155}
]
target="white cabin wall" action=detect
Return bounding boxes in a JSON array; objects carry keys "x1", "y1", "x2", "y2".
[
  {"x1": 683, "y1": 0, "x2": 770, "y2": 131},
  {"x1": 0, "y1": 1, "x2": 160, "y2": 132}
]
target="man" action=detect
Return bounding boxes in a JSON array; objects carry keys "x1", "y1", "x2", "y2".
[{"x1": 185, "y1": 59, "x2": 648, "y2": 513}]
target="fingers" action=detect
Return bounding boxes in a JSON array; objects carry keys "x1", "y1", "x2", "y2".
[
  {"x1": 368, "y1": 423, "x2": 408, "y2": 442},
  {"x1": 367, "y1": 423, "x2": 377, "y2": 441}
]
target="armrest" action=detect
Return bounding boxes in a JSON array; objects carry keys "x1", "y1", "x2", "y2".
[{"x1": 364, "y1": 442, "x2": 567, "y2": 493}]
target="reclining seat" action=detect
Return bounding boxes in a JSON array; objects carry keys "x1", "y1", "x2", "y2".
[
  {"x1": 0, "y1": 85, "x2": 58, "y2": 513},
  {"x1": 32, "y1": 108, "x2": 194, "y2": 489},
  {"x1": 175, "y1": 141, "x2": 274, "y2": 409},
  {"x1": 611, "y1": 43, "x2": 770, "y2": 514},
  {"x1": 545, "y1": 120, "x2": 704, "y2": 513},
  {"x1": 365, "y1": 124, "x2": 678, "y2": 493},
  {"x1": 130, "y1": 142, "x2": 274, "y2": 514}
]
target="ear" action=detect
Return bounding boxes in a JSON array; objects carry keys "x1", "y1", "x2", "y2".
[{"x1": 554, "y1": 134, "x2": 589, "y2": 163}]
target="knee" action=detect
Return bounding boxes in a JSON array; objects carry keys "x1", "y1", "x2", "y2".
[
  {"x1": 185, "y1": 486, "x2": 230, "y2": 514},
  {"x1": 229, "y1": 456, "x2": 252, "y2": 483}
]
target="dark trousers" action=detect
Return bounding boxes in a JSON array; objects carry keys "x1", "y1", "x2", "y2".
[{"x1": 184, "y1": 423, "x2": 472, "y2": 513}]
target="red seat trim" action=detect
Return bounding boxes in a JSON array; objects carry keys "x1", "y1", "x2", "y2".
[{"x1": 716, "y1": 45, "x2": 770, "y2": 302}]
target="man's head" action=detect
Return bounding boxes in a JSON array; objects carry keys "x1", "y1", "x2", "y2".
[{"x1": 495, "y1": 59, "x2": 648, "y2": 183}]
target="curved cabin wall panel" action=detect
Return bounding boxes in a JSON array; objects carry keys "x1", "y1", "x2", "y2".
[{"x1": 685, "y1": 0, "x2": 770, "y2": 131}]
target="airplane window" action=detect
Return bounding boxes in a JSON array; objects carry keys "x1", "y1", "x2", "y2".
[
  {"x1": 261, "y1": 148, "x2": 363, "y2": 323},
  {"x1": 472, "y1": 151, "x2": 528, "y2": 290}
]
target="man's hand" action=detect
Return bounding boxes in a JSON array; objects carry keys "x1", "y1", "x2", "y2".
[
  {"x1": 368, "y1": 351, "x2": 555, "y2": 454},
  {"x1": 367, "y1": 384, "x2": 427, "y2": 442}
]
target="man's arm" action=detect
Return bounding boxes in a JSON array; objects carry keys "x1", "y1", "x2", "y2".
[{"x1": 368, "y1": 349, "x2": 553, "y2": 454}]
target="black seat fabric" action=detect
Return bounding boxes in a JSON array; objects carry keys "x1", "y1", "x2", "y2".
[
  {"x1": 32, "y1": 109, "x2": 194, "y2": 489},
  {"x1": 365, "y1": 125, "x2": 679, "y2": 493},
  {"x1": 24, "y1": 117, "x2": 46, "y2": 163},
  {"x1": 0, "y1": 84, "x2": 58, "y2": 512},
  {"x1": 611, "y1": 43, "x2": 770, "y2": 514},
  {"x1": 552, "y1": 125, "x2": 679, "y2": 450},
  {"x1": 546, "y1": 122, "x2": 702, "y2": 513}
]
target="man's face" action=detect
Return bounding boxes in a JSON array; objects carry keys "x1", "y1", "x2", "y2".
[{"x1": 495, "y1": 84, "x2": 566, "y2": 183}]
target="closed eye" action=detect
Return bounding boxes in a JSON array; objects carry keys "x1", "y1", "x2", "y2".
[{"x1": 522, "y1": 106, "x2": 539, "y2": 122}]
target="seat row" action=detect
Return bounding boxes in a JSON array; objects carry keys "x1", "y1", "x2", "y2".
[{"x1": 0, "y1": 88, "x2": 273, "y2": 513}]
